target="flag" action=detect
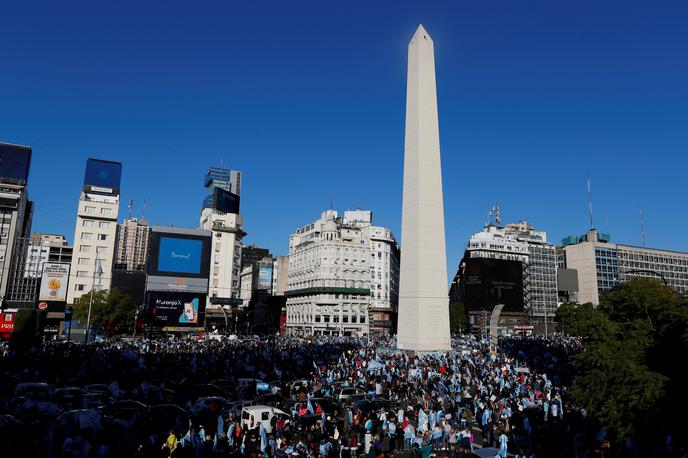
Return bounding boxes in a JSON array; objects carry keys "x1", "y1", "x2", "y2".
[
  {"x1": 259, "y1": 424, "x2": 268, "y2": 452},
  {"x1": 418, "y1": 409, "x2": 428, "y2": 431}
]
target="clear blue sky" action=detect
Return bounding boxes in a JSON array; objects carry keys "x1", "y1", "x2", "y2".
[{"x1": 2, "y1": 0, "x2": 687, "y2": 275}]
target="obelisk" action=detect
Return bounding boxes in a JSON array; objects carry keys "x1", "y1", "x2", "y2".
[{"x1": 396, "y1": 25, "x2": 451, "y2": 352}]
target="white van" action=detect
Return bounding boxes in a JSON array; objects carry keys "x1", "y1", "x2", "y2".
[{"x1": 240, "y1": 405, "x2": 289, "y2": 434}]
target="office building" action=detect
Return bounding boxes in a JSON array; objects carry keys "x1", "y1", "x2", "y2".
[
  {"x1": 67, "y1": 158, "x2": 122, "y2": 304},
  {"x1": 560, "y1": 229, "x2": 688, "y2": 305},
  {"x1": 115, "y1": 218, "x2": 150, "y2": 270},
  {"x1": 272, "y1": 255, "x2": 289, "y2": 296},
  {"x1": 241, "y1": 245, "x2": 271, "y2": 270},
  {"x1": 285, "y1": 209, "x2": 399, "y2": 336},
  {"x1": 0, "y1": 142, "x2": 34, "y2": 304},
  {"x1": 24, "y1": 234, "x2": 69, "y2": 278},
  {"x1": 199, "y1": 167, "x2": 244, "y2": 307},
  {"x1": 450, "y1": 219, "x2": 558, "y2": 334}
]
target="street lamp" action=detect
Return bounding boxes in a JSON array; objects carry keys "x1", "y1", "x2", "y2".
[{"x1": 84, "y1": 256, "x2": 103, "y2": 344}]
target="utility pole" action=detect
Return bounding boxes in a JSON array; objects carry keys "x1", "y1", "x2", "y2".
[
  {"x1": 544, "y1": 306, "x2": 548, "y2": 337},
  {"x1": 84, "y1": 256, "x2": 102, "y2": 344}
]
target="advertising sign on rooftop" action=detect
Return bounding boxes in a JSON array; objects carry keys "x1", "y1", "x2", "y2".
[
  {"x1": 0, "y1": 143, "x2": 31, "y2": 184},
  {"x1": 83, "y1": 158, "x2": 122, "y2": 191}
]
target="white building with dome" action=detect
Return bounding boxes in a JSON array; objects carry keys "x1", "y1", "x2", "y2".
[{"x1": 285, "y1": 209, "x2": 399, "y2": 336}]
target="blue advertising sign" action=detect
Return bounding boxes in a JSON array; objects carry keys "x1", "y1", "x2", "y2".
[
  {"x1": 84, "y1": 158, "x2": 122, "y2": 190},
  {"x1": 157, "y1": 237, "x2": 203, "y2": 274}
]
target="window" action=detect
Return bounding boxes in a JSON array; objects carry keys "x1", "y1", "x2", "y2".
[
  {"x1": 100, "y1": 208, "x2": 113, "y2": 216},
  {"x1": 98, "y1": 234, "x2": 108, "y2": 241},
  {"x1": 81, "y1": 233, "x2": 93, "y2": 240},
  {"x1": 77, "y1": 271, "x2": 88, "y2": 277},
  {"x1": 83, "y1": 220, "x2": 95, "y2": 228},
  {"x1": 351, "y1": 316, "x2": 357, "y2": 323},
  {"x1": 99, "y1": 222, "x2": 110, "y2": 229},
  {"x1": 78, "y1": 258, "x2": 89, "y2": 265},
  {"x1": 360, "y1": 316, "x2": 366, "y2": 323},
  {"x1": 79, "y1": 245, "x2": 91, "y2": 252},
  {"x1": 96, "y1": 246, "x2": 107, "y2": 254},
  {"x1": 315, "y1": 315, "x2": 321, "y2": 323},
  {"x1": 75, "y1": 284, "x2": 85, "y2": 291},
  {"x1": 84, "y1": 206, "x2": 96, "y2": 215}
]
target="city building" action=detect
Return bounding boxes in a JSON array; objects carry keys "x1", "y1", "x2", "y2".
[
  {"x1": 285, "y1": 209, "x2": 399, "y2": 336},
  {"x1": 66, "y1": 158, "x2": 122, "y2": 305},
  {"x1": 199, "y1": 167, "x2": 244, "y2": 308},
  {"x1": 241, "y1": 245, "x2": 271, "y2": 270},
  {"x1": 114, "y1": 218, "x2": 150, "y2": 270},
  {"x1": 24, "y1": 234, "x2": 69, "y2": 278},
  {"x1": 239, "y1": 256, "x2": 276, "y2": 305},
  {"x1": 0, "y1": 142, "x2": 34, "y2": 305},
  {"x1": 272, "y1": 255, "x2": 289, "y2": 296},
  {"x1": 449, "y1": 218, "x2": 558, "y2": 335},
  {"x1": 560, "y1": 229, "x2": 688, "y2": 305}
]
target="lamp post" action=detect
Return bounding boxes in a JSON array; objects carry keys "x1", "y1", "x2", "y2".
[{"x1": 84, "y1": 256, "x2": 102, "y2": 344}]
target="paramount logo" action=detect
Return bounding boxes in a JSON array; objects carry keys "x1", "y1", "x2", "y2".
[{"x1": 170, "y1": 251, "x2": 191, "y2": 260}]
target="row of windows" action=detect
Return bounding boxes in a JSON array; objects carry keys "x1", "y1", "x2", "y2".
[
  {"x1": 82, "y1": 220, "x2": 111, "y2": 229},
  {"x1": 83, "y1": 206, "x2": 114, "y2": 216},
  {"x1": 78, "y1": 245, "x2": 108, "y2": 254}
]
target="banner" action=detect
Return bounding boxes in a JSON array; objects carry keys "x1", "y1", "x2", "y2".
[{"x1": 39, "y1": 262, "x2": 70, "y2": 302}]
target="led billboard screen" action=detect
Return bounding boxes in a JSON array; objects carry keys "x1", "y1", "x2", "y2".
[
  {"x1": 212, "y1": 188, "x2": 240, "y2": 214},
  {"x1": 147, "y1": 291, "x2": 206, "y2": 326},
  {"x1": 84, "y1": 158, "x2": 122, "y2": 190},
  {"x1": 464, "y1": 258, "x2": 524, "y2": 312},
  {"x1": 0, "y1": 143, "x2": 31, "y2": 183},
  {"x1": 147, "y1": 229, "x2": 211, "y2": 279},
  {"x1": 158, "y1": 237, "x2": 203, "y2": 274}
]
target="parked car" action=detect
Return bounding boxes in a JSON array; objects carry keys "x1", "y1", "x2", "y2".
[{"x1": 335, "y1": 387, "x2": 367, "y2": 403}]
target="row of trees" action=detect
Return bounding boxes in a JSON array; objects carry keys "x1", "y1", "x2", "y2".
[
  {"x1": 556, "y1": 278, "x2": 688, "y2": 446},
  {"x1": 72, "y1": 288, "x2": 138, "y2": 337}
]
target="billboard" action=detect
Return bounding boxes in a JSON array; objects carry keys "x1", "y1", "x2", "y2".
[
  {"x1": 38, "y1": 262, "x2": 70, "y2": 302},
  {"x1": 83, "y1": 158, "x2": 122, "y2": 191},
  {"x1": 147, "y1": 228, "x2": 211, "y2": 279},
  {"x1": 257, "y1": 265, "x2": 273, "y2": 291},
  {"x1": 147, "y1": 292, "x2": 206, "y2": 327},
  {"x1": 212, "y1": 188, "x2": 240, "y2": 214},
  {"x1": 464, "y1": 258, "x2": 524, "y2": 312},
  {"x1": 0, "y1": 143, "x2": 31, "y2": 183},
  {"x1": 158, "y1": 237, "x2": 203, "y2": 274}
]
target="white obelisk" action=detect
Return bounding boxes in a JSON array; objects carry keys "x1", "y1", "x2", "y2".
[{"x1": 396, "y1": 25, "x2": 451, "y2": 352}]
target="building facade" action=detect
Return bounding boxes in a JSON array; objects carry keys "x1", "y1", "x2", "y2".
[
  {"x1": 67, "y1": 159, "x2": 122, "y2": 304},
  {"x1": 560, "y1": 229, "x2": 688, "y2": 305},
  {"x1": 199, "y1": 167, "x2": 244, "y2": 307},
  {"x1": 450, "y1": 220, "x2": 558, "y2": 332},
  {"x1": 271, "y1": 255, "x2": 289, "y2": 296},
  {"x1": 115, "y1": 218, "x2": 150, "y2": 270},
  {"x1": 24, "y1": 234, "x2": 69, "y2": 278},
  {"x1": 285, "y1": 209, "x2": 399, "y2": 336},
  {"x1": 0, "y1": 142, "x2": 33, "y2": 304}
]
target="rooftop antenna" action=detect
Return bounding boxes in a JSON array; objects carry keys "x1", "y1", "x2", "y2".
[
  {"x1": 494, "y1": 202, "x2": 501, "y2": 226},
  {"x1": 142, "y1": 198, "x2": 147, "y2": 220},
  {"x1": 127, "y1": 200, "x2": 133, "y2": 220},
  {"x1": 640, "y1": 206, "x2": 646, "y2": 246},
  {"x1": 587, "y1": 172, "x2": 594, "y2": 229}
]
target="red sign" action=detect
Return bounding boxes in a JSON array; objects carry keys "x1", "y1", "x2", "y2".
[
  {"x1": 0, "y1": 313, "x2": 14, "y2": 340},
  {"x1": 38, "y1": 302, "x2": 49, "y2": 310}
]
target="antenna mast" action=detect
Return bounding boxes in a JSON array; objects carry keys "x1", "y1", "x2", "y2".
[
  {"x1": 127, "y1": 200, "x2": 133, "y2": 220},
  {"x1": 587, "y1": 172, "x2": 594, "y2": 229},
  {"x1": 640, "y1": 206, "x2": 646, "y2": 246},
  {"x1": 142, "y1": 198, "x2": 147, "y2": 220}
]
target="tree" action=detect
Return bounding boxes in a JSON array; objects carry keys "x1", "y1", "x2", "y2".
[
  {"x1": 448, "y1": 302, "x2": 467, "y2": 335},
  {"x1": 73, "y1": 288, "x2": 138, "y2": 336},
  {"x1": 568, "y1": 278, "x2": 688, "y2": 445}
]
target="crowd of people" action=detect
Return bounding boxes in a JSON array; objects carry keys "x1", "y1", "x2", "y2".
[{"x1": 0, "y1": 333, "x2": 605, "y2": 457}]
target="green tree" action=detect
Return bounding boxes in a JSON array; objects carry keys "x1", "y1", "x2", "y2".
[
  {"x1": 448, "y1": 302, "x2": 467, "y2": 335},
  {"x1": 73, "y1": 288, "x2": 138, "y2": 336},
  {"x1": 568, "y1": 278, "x2": 688, "y2": 444}
]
